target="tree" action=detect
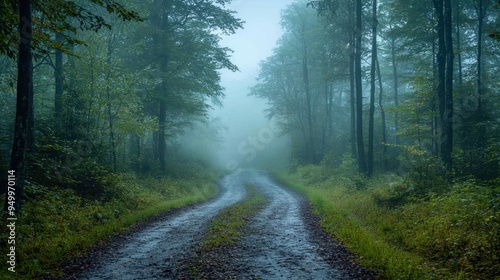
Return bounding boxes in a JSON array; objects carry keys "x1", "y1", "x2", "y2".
[
  {"x1": 5, "y1": 0, "x2": 33, "y2": 214},
  {"x1": 2, "y1": 0, "x2": 141, "y2": 214},
  {"x1": 355, "y1": 0, "x2": 367, "y2": 174},
  {"x1": 135, "y1": 0, "x2": 242, "y2": 171},
  {"x1": 368, "y1": 0, "x2": 379, "y2": 177}
]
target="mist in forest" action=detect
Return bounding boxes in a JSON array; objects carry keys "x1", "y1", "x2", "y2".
[{"x1": 207, "y1": 0, "x2": 295, "y2": 172}]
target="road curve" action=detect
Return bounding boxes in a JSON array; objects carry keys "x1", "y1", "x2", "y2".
[
  {"x1": 79, "y1": 172, "x2": 247, "y2": 280},
  {"x1": 78, "y1": 169, "x2": 366, "y2": 279}
]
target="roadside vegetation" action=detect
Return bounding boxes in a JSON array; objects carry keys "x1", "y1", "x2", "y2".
[
  {"x1": 0, "y1": 162, "x2": 218, "y2": 279},
  {"x1": 275, "y1": 156, "x2": 499, "y2": 280}
]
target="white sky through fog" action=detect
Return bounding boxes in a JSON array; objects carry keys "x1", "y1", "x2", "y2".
[{"x1": 211, "y1": 0, "x2": 296, "y2": 168}]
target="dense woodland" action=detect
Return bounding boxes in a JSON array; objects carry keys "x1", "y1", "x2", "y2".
[
  {"x1": 253, "y1": 0, "x2": 500, "y2": 181},
  {"x1": 0, "y1": 0, "x2": 499, "y2": 278},
  {"x1": 0, "y1": 0, "x2": 241, "y2": 208}
]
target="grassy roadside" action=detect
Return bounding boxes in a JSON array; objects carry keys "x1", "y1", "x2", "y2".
[
  {"x1": 0, "y1": 172, "x2": 218, "y2": 279},
  {"x1": 184, "y1": 185, "x2": 268, "y2": 277},
  {"x1": 273, "y1": 166, "x2": 499, "y2": 280}
]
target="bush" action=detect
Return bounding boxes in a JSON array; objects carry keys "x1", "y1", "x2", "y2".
[{"x1": 29, "y1": 139, "x2": 118, "y2": 199}]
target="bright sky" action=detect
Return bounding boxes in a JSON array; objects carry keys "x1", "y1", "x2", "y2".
[
  {"x1": 220, "y1": 0, "x2": 295, "y2": 81},
  {"x1": 211, "y1": 0, "x2": 296, "y2": 168}
]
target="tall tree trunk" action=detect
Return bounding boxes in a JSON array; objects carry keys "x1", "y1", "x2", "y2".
[
  {"x1": 106, "y1": 35, "x2": 117, "y2": 172},
  {"x1": 355, "y1": 0, "x2": 367, "y2": 174},
  {"x1": 390, "y1": 34, "x2": 399, "y2": 145},
  {"x1": 54, "y1": 32, "x2": 63, "y2": 124},
  {"x1": 349, "y1": 0, "x2": 357, "y2": 158},
  {"x1": 158, "y1": 99, "x2": 167, "y2": 171},
  {"x1": 476, "y1": 0, "x2": 487, "y2": 150},
  {"x1": 455, "y1": 0, "x2": 463, "y2": 88},
  {"x1": 302, "y1": 37, "x2": 315, "y2": 163},
  {"x1": 377, "y1": 53, "x2": 388, "y2": 172},
  {"x1": 431, "y1": 30, "x2": 440, "y2": 155},
  {"x1": 368, "y1": 0, "x2": 378, "y2": 177},
  {"x1": 433, "y1": 0, "x2": 450, "y2": 168},
  {"x1": 4, "y1": 0, "x2": 32, "y2": 214},
  {"x1": 443, "y1": 0, "x2": 454, "y2": 170}
]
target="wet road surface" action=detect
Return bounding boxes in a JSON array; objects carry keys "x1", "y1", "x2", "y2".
[
  {"x1": 79, "y1": 169, "x2": 363, "y2": 279},
  {"x1": 225, "y1": 169, "x2": 345, "y2": 279},
  {"x1": 79, "y1": 173, "x2": 247, "y2": 279}
]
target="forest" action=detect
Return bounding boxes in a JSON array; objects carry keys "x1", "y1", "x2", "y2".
[{"x1": 0, "y1": 0, "x2": 499, "y2": 279}]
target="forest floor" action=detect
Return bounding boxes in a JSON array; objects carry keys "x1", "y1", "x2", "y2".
[{"x1": 53, "y1": 169, "x2": 374, "y2": 280}]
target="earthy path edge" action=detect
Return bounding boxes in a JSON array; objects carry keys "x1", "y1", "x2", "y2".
[
  {"x1": 44, "y1": 171, "x2": 376, "y2": 280},
  {"x1": 41, "y1": 180, "x2": 227, "y2": 280},
  {"x1": 165, "y1": 173, "x2": 376, "y2": 280}
]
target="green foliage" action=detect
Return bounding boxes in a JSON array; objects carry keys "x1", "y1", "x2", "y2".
[
  {"x1": 392, "y1": 182, "x2": 500, "y2": 279},
  {"x1": 0, "y1": 0, "x2": 142, "y2": 59},
  {"x1": 277, "y1": 166, "x2": 500, "y2": 279},
  {"x1": 29, "y1": 137, "x2": 116, "y2": 199}
]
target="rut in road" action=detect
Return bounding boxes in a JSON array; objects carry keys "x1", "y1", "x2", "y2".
[{"x1": 79, "y1": 172, "x2": 247, "y2": 280}]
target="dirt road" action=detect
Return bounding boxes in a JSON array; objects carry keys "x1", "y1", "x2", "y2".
[{"x1": 77, "y1": 169, "x2": 372, "y2": 279}]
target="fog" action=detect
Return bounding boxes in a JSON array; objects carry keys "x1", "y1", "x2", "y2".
[{"x1": 209, "y1": 0, "x2": 295, "y2": 172}]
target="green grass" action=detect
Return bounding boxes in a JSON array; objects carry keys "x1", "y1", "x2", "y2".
[
  {"x1": 201, "y1": 185, "x2": 267, "y2": 250},
  {"x1": 184, "y1": 185, "x2": 268, "y2": 278},
  {"x1": 0, "y1": 172, "x2": 218, "y2": 279},
  {"x1": 273, "y1": 166, "x2": 499, "y2": 280}
]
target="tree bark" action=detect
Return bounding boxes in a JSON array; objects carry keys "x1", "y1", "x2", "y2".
[
  {"x1": 443, "y1": 0, "x2": 454, "y2": 170},
  {"x1": 368, "y1": 0, "x2": 378, "y2": 177},
  {"x1": 476, "y1": 0, "x2": 488, "y2": 150},
  {"x1": 106, "y1": 35, "x2": 117, "y2": 172},
  {"x1": 302, "y1": 36, "x2": 315, "y2": 163},
  {"x1": 390, "y1": 34, "x2": 399, "y2": 145},
  {"x1": 4, "y1": 0, "x2": 32, "y2": 214},
  {"x1": 159, "y1": 98, "x2": 167, "y2": 171},
  {"x1": 355, "y1": 0, "x2": 367, "y2": 174},
  {"x1": 349, "y1": 0, "x2": 357, "y2": 159},
  {"x1": 54, "y1": 32, "x2": 63, "y2": 123}
]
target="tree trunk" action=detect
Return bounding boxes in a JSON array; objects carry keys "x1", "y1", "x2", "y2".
[
  {"x1": 302, "y1": 37, "x2": 315, "y2": 163},
  {"x1": 54, "y1": 32, "x2": 63, "y2": 123},
  {"x1": 349, "y1": 0, "x2": 357, "y2": 159},
  {"x1": 159, "y1": 97, "x2": 167, "y2": 171},
  {"x1": 368, "y1": 0, "x2": 378, "y2": 177},
  {"x1": 355, "y1": 0, "x2": 367, "y2": 174},
  {"x1": 433, "y1": 0, "x2": 451, "y2": 168},
  {"x1": 4, "y1": 0, "x2": 32, "y2": 215},
  {"x1": 377, "y1": 52, "x2": 388, "y2": 172},
  {"x1": 443, "y1": 0, "x2": 454, "y2": 170},
  {"x1": 476, "y1": 0, "x2": 487, "y2": 150},
  {"x1": 390, "y1": 35, "x2": 399, "y2": 145},
  {"x1": 106, "y1": 35, "x2": 117, "y2": 172},
  {"x1": 455, "y1": 0, "x2": 463, "y2": 88}
]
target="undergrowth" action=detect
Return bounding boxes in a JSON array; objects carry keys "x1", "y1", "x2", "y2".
[
  {"x1": 274, "y1": 159, "x2": 499, "y2": 280},
  {"x1": 0, "y1": 172, "x2": 217, "y2": 279}
]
